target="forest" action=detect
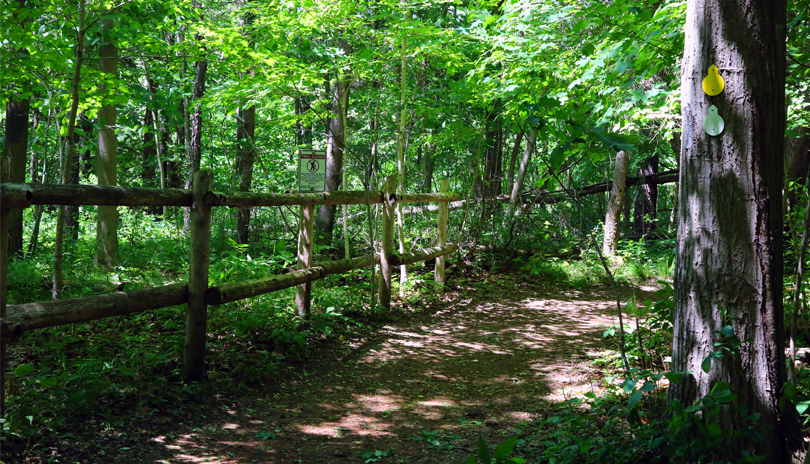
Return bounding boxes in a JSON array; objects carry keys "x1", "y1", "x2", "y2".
[{"x1": 1, "y1": 0, "x2": 809, "y2": 462}]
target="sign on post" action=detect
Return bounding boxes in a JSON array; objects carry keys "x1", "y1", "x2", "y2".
[{"x1": 298, "y1": 149, "x2": 327, "y2": 192}]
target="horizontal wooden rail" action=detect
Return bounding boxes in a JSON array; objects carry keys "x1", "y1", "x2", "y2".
[
  {"x1": 204, "y1": 190, "x2": 460, "y2": 208},
  {"x1": 0, "y1": 283, "x2": 189, "y2": 337},
  {"x1": 389, "y1": 245, "x2": 459, "y2": 267},
  {"x1": 0, "y1": 183, "x2": 460, "y2": 209},
  {"x1": 0, "y1": 183, "x2": 192, "y2": 208},
  {"x1": 206, "y1": 254, "x2": 380, "y2": 305}
]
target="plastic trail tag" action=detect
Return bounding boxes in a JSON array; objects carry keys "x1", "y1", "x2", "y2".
[
  {"x1": 704, "y1": 105, "x2": 724, "y2": 136},
  {"x1": 702, "y1": 65, "x2": 724, "y2": 96}
]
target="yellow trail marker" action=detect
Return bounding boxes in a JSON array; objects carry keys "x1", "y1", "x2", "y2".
[{"x1": 702, "y1": 65, "x2": 724, "y2": 96}]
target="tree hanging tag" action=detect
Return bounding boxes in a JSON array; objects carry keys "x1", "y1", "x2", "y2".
[
  {"x1": 702, "y1": 65, "x2": 724, "y2": 96},
  {"x1": 704, "y1": 105, "x2": 724, "y2": 136}
]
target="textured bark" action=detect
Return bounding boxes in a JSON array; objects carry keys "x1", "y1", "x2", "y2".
[
  {"x1": 183, "y1": 2, "x2": 208, "y2": 231},
  {"x1": 54, "y1": 0, "x2": 85, "y2": 299},
  {"x1": 633, "y1": 154, "x2": 658, "y2": 234},
  {"x1": 96, "y1": 17, "x2": 119, "y2": 268},
  {"x1": 670, "y1": 0, "x2": 798, "y2": 460},
  {"x1": 142, "y1": 78, "x2": 157, "y2": 188},
  {"x1": 784, "y1": 129, "x2": 809, "y2": 214},
  {"x1": 421, "y1": 141, "x2": 434, "y2": 193},
  {"x1": 602, "y1": 150, "x2": 629, "y2": 256},
  {"x1": 506, "y1": 130, "x2": 524, "y2": 194},
  {"x1": 235, "y1": 105, "x2": 255, "y2": 244},
  {"x1": 483, "y1": 102, "x2": 503, "y2": 198},
  {"x1": 316, "y1": 51, "x2": 350, "y2": 241},
  {"x1": 4, "y1": 98, "x2": 29, "y2": 257}
]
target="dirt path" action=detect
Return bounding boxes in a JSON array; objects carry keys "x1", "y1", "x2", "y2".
[{"x1": 98, "y1": 277, "x2": 659, "y2": 464}]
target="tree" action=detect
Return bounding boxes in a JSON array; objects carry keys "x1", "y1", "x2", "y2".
[
  {"x1": 96, "y1": 17, "x2": 119, "y2": 268},
  {"x1": 4, "y1": 0, "x2": 30, "y2": 257},
  {"x1": 603, "y1": 150, "x2": 629, "y2": 256},
  {"x1": 669, "y1": 0, "x2": 799, "y2": 460}
]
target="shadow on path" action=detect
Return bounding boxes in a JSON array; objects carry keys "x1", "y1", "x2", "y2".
[{"x1": 137, "y1": 280, "x2": 659, "y2": 464}]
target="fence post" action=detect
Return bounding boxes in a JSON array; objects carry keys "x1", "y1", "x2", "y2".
[
  {"x1": 183, "y1": 169, "x2": 213, "y2": 382},
  {"x1": 435, "y1": 178, "x2": 449, "y2": 291},
  {"x1": 296, "y1": 204, "x2": 314, "y2": 321},
  {"x1": 0, "y1": 157, "x2": 10, "y2": 416},
  {"x1": 379, "y1": 175, "x2": 397, "y2": 309}
]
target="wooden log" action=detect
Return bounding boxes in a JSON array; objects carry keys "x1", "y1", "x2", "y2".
[
  {"x1": 183, "y1": 170, "x2": 212, "y2": 382},
  {"x1": 0, "y1": 182, "x2": 191, "y2": 208},
  {"x1": 395, "y1": 192, "x2": 459, "y2": 204},
  {"x1": 296, "y1": 204, "x2": 315, "y2": 320},
  {"x1": 203, "y1": 190, "x2": 459, "y2": 208},
  {"x1": 205, "y1": 190, "x2": 385, "y2": 207},
  {"x1": 378, "y1": 175, "x2": 397, "y2": 309},
  {"x1": 436, "y1": 179, "x2": 450, "y2": 288},
  {"x1": 0, "y1": 183, "x2": 31, "y2": 209},
  {"x1": 206, "y1": 254, "x2": 380, "y2": 305},
  {"x1": 0, "y1": 158, "x2": 9, "y2": 416},
  {"x1": 390, "y1": 245, "x2": 458, "y2": 267},
  {"x1": 0, "y1": 283, "x2": 189, "y2": 337}
]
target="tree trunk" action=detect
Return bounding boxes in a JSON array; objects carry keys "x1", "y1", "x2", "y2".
[
  {"x1": 669, "y1": 0, "x2": 799, "y2": 460},
  {"x1": 633, "y1": 154, "x2": 658, "y2": 234},
  {"x1": 4, "y1": 98, "x2": 29, "y2": 258},
  {"x1": 54, "y1": 0, "x2": 85, "y2": 299},
  {"x1": 235, "y1": 104, "x2": 255, "y2": 244},
  {"x1": 602, "y1": 150, "x2": 629, "y2": 256},
  {"x1": 316, "y1": 40, "x2": 351, "y2": 243},
  {"x1": 422, "y1": 139, "x2": 434, "y2": 193},
  {"x1": 506, "y1": 130, "x2": 524, "y2": 194},
  {"x1": 4, "y1": 0, "x2": 30, "y2": 257},
  {"x1": 96, "y1": 17, "x2": 119, "y2": 269},
  {"x1": 142, "y1": 78, "x2": 157, "y2": 189},
  {"x1": 183, "y1": 2, "x2": 207, "y2": 231}
]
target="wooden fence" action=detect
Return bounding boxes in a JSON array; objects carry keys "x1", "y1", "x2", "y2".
[{"x1": 0, "y1": 165, "x2": 459, "y2": 414}]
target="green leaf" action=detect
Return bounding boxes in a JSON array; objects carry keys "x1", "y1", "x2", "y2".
[
  {"x1": 721, "y1": 325, "x2": 735, "y2": 337},
  {"x1": 627, "y1": 390, "x2": 643, "y2": 409},
  {"x1": 784, "y1": 381, "x2": 797, "y2": 398},
  {"x1": 494, "y1": 436, "x2": 518, "y2": 460},
  {"x1": 478, "y1": 436, "x2": 491, "y2": 464},
  {"x1": 622, "y1": 378, "x2": 636, "y2": 393},
  {"x1": 795, "y1": 400, "x2": 810, "y2": 415},
  {"x1": 640, "y1": 381, "x2": 655, "y2": 392},
  {"x1": 256, "y1": 432, "x2": 276, "y2": 440},
  {"x1": 701, "y1": 355, "x2": 712, "y2": 373},
  {"x1": 706, "y1": 423, "x2": 721, "y2": 437},
  {"x1": 664, "y1": 372, "x2": 683, "y2": 384},
  {"x1": 14, "y1": 364, "x2": 35, "y2": 377}
]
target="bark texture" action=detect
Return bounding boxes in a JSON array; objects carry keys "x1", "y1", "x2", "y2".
[
  {"x1": 602, "y1": 150, "x2": 629, "y2": 256},
  {"x1": 96, "y1": 17, "x2": 119, "y2": 268},
  {"x1": 633, "y1": 154, "x2": 658, "y2": 234},
  {"x1": 235, "y1": 105, "x2": 255, "y2": 244},
  {"x1": 3, "y1": 97, "x2": 29, "y2": 257},
  {"x1": 670, "y1": 0, "x2": 798, "y2": 460}
]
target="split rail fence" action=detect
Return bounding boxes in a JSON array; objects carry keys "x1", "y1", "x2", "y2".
[{"x1": 0, "y1": 162, "x2": 459, "y2": 414}]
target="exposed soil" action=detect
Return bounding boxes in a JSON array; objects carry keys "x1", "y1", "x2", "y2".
[{"x1": 9, "y1": 274, "x2": 660, "y2": 464}]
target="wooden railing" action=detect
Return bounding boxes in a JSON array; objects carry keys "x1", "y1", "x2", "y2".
[{"x1": 0, "y1": 164, "x2": 459, "y2": 414}]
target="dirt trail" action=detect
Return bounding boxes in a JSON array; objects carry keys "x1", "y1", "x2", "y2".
[{"x1": 128, "y1": 278, "x2": 659, "y2": 464}]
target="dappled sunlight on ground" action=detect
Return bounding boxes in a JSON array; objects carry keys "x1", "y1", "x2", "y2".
[{"x1": 140, "y1": 281, "x2": 658, "y2": 463}]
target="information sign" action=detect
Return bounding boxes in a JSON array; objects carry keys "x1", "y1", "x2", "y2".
[{"x1": 298, "y1": 149, "x2": 327, "y2": 192}]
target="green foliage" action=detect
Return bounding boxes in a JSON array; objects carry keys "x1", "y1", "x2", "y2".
[
  {"x1": 465, "y1": 436, "x2": 526, "y2": 464},
  {"x1": 534, "y1": 371, "x2": 765, "y2": 464}
]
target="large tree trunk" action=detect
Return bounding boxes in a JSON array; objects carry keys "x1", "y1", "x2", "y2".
[
  {"x1": 235, "y1": 105, "x2": 255, "y2": 244},
  {"x1": 316, "y1": 40, "x2": 351, "y2": 243},
  {"x1": 4, "y1": 98, "x2": 29, "y2": 258},
  {"x1": 96, "y1": 17, "x2": 119, "y2": 268},
  {"x1": 142, "y1": 78, "x2": 157, "y2": 189},
  {"x1": 4, "y1": 0, "x2": 30, "y2": 257},
  {"x1": 633, "y1": 154, "x2": 658, "y2": 234},
  {"x1": 669, "y1": 0, "x2": 799, "y2": 460},
  {"x1": 602, "y1": 150, "x2": 629, "y2": 256}
]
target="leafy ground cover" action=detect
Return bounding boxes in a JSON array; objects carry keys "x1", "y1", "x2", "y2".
[{"x1": 2, "y1": 250, "x2": 662, "y2": 463}]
